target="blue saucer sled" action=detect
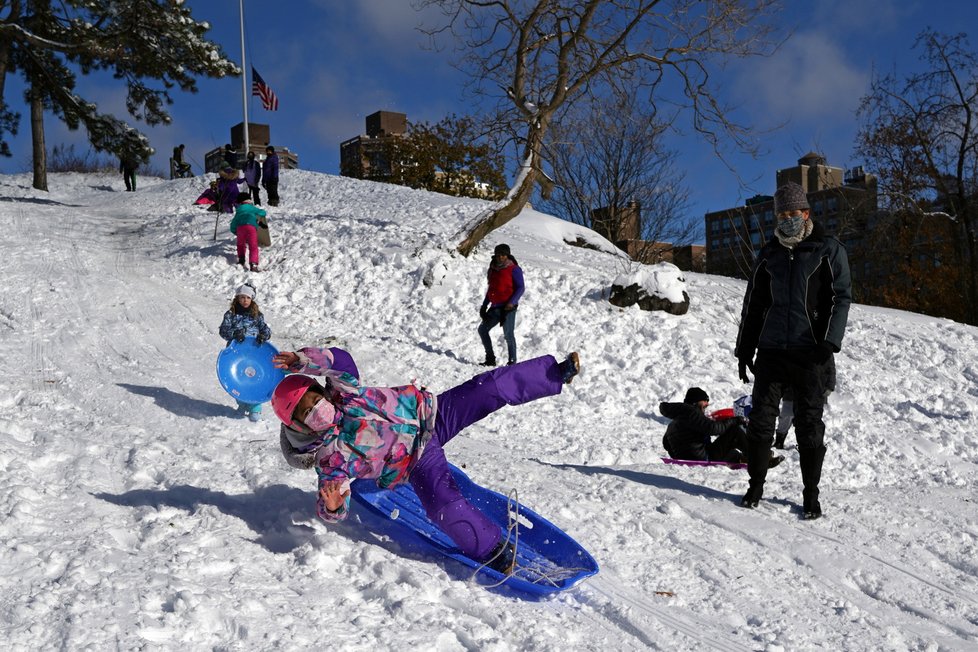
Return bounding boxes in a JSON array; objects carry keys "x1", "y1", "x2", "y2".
[
  {"x1": 216, "y1": 337, "x2": 286, "y2": 404},
  {"x1": 352, "y1": 464, "x2": 599, "y2": 597}
]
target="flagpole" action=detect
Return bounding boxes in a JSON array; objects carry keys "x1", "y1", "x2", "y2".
[{"x1": 239, "y1": 0, "x2": 249, "y2": 160}]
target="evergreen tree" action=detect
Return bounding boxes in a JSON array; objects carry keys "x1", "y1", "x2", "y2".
[{"x1": 0, "y1": 0, "x2": 238, "y2": 177}]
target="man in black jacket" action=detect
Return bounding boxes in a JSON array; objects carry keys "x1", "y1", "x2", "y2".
[{"x1": 735, "y1": 181, "x2": 851, "y2": 519}]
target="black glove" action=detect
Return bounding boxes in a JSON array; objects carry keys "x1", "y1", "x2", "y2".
[
  {"x1": 233, "y1": 329, "x2": 246, "y2": 343},
  {"x1": 811, "y1": 342, "x2": 834, "y2": 364},
  {"x1": 738, "y1": 355, "x2": 755, "y2": 384},
  {"x1": 479, "y1": 305, "x2": 489, "y2": 320},
  {"x1": 256, "y1": 332, "x2": 268, "y2": 345}
]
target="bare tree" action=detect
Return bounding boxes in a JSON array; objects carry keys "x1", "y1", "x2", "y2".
[
  {"x1": 539, "y1": 93, "x2": 695, "y2": 265},
  {"x1": 418, "y1": 0, "x2": 781, "y2": 256},
  {"x1": 856, "y1": 29, "x2": 978, "y2": 324}
]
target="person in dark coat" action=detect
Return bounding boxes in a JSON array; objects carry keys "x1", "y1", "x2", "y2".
[
  {"x1": 243, "y1": 151, "x2": 262, "y2": 205},
  {"x1": 119, "y1": 156, "x2": 138, "y2": 191},
  {"x1": 216, "y1": 167, "x2": 245, "y2": 214},
  {"x1": 735, "y1": 181, "x2": 851, "y2": 519},
  {"x1": 478, "y1": 243, "x2": 524, "y2": 366},
  {"x1": 660, "y1": 388, "x2": 748, "y2": 463},
  {"x1": 262, "y1": 145, "x2": 280, "y2": 206},
  {"x1": 660, "y1": 387, "x2": 783, "y2": 467},
  {"x1": 223, "y1": 144, "x2": 238, "y2": 170}
]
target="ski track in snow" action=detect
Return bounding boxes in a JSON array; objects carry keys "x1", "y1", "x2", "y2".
[{"x1": 1, "y1": 171, "x2": 977, "y2": 650}]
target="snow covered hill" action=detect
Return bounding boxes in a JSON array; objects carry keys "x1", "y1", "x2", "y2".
[{"x1": 1, "y1": 170, "x2": 977, "y2": 651}]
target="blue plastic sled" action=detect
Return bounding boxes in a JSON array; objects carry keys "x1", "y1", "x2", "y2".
[
  {"x1": 216, "y1": 337, "x2": 285, "y2": 404},
  {"x1": 662, "y1": 457, "x2": 747, "y2": 470},
  {"x1": 351, "y1": 464, "x2": 599, "y2": 597}
]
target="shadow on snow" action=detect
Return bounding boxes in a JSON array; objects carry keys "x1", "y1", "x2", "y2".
[{"x1": 117, "y1": 383, "x2": 239, "y2": 419}]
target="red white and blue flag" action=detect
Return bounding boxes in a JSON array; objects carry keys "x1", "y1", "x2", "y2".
[{"x1": 252, "y1": 67, "x2": 279, "y2": 111}]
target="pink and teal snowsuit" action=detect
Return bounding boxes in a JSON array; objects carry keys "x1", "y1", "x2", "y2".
[{"x1": 281, "y1": 347, "x2": 565, "y2": 561}]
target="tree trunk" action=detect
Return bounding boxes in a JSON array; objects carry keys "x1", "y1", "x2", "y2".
[
  {"x1": 30, "y1": 89, "x2": 47, "y2": 191},
  {"x1": 962, "y1": 203, "x2": 978, "y2": 325},
  {"x1": 0, "y1": 38, "x2": 9, "y2": 104},
  {"x1": 456, "y1": 126, "x2": 546, "y2": 257},
  {"x1": 457, "y1": 165, "x2": 539, "y2": 256}
]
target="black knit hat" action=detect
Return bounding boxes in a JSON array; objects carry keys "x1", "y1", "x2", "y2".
[
  {"x1": 774, "y1": 182, "x2": 810, "y2": 213},
  {"x1": 494, "y1": 243, "x2": 511, "y2": 256},
  {"x1": 684, "y1": 387, "x2": 710, "y2": 404}
]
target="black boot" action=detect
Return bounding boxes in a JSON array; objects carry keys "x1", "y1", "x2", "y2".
[
  {"x1": 741, "y1": 439, "x2": 771, "y2": 507},
  {"x1": 237, "y1": 255, "x2": 245, "y2": 267},
  {"x1": 741, "y1": 482, "x2": 763, "y2": 509},
  {"x1": 774, "y1": 430, "x2": 788, "y2": 449},
  {"x1": 484, "y1": 539, "x2": 516, "y2": 575},
  {"x1": 799, "y1": 446, "x2": 826, "y2": 520},
  {"x1": 559, "y1": 351, "x2": 581, "y2": 384}
]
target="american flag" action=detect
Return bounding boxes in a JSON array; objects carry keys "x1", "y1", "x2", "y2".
[{"x1": 252, "y1": 67, "x2": 279, "y2": 111}]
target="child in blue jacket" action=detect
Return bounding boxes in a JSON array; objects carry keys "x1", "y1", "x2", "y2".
[{"x1": 218, "y1": 283, "x2": 272, "y2": 421}]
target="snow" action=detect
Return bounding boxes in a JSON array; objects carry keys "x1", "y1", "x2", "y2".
[{"x1": 1, "y1": 169, "x2": 977, "y2": 650}]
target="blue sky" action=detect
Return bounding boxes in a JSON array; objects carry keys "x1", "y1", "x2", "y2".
[{"x1": 2, "y1": 0, "x2": 977, "y2": 242}]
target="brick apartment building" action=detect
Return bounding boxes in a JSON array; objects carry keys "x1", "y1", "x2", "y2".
[
  {"x1": 339, "y1": 110, "x2": 407, "y2": 181},
  {"x1": 591, "y1": 201, "x2": 706, "y2": 272},
  {"x1": 704, "y1": 153, "x2": 878, "y2": 278}
]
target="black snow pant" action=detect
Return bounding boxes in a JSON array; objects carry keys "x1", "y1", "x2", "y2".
[{"x1": 744, "y1": 349, "x2": 830, "y2": 504}]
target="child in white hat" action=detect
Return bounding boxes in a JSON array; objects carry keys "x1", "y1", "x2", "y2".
[{"x1": 218, "y1": 283, "x2": 273, "y2": 421}]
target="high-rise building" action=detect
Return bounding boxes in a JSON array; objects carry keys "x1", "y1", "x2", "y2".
[
  {"x1": 704, "y1": 153, "x2": 877, "y2": 278},
  {"x1": 339, "y1": 110, "x2": 407, "y2": 180}
]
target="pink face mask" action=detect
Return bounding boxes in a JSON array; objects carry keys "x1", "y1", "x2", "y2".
[{"x1": 303, "y1": 398, "x2": 337, "y2": 431}]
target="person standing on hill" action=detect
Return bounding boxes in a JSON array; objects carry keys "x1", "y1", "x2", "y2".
[
  {"x1": 218, "y1": 283, "x2": 272, "y2": 421},
  {"x1": 478, "y1": 243, "x2": 524, "y2": 366},
  {"x1": 735, "y1": 181, "x2": 851, "y2": 520},
  {"x1": 119, "y1": 155, "x2": 138, "y2": 192},
  {"x1": 262, "y1": 145, "x2": 280, "y2": 207},
  {"x1": 223, "y1": 144, "x2": 238, "y2": 170},
  {"x1": 243, "y1": 151, "x2": 262, "y2": 205}
]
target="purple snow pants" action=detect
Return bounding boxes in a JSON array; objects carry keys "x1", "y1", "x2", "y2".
[{"x1": 408, "y1": 354, "x2": 564, "y2": 561}]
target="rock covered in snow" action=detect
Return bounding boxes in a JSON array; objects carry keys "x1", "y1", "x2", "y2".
[{"x1": 609, "y1": 263, "x2": 689, "y2": 315}]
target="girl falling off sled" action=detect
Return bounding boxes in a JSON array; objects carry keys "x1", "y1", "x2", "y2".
[{"x1": 271, "y1": 346, "x2": 581, "y2": 574}]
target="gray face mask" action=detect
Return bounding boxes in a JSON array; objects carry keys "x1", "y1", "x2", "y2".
[{"x1": 779, "y1": 215, "x2": 805, "y2": 237}]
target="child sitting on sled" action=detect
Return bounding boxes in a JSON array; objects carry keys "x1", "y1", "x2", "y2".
[
  {"x1": 218, "y1": 283, "x2": 272, "y2": 421},
  {"x1": 271, "y1": 347, "x2": 581, "y2": 574},
  {"x1": 660, "y1": 387, "x2": 783, "y2": 467}
]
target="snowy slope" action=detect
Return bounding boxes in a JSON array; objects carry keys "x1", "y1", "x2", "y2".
[{"x1": 1, "y1": 170, "x2": 977, "y2": 651}]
